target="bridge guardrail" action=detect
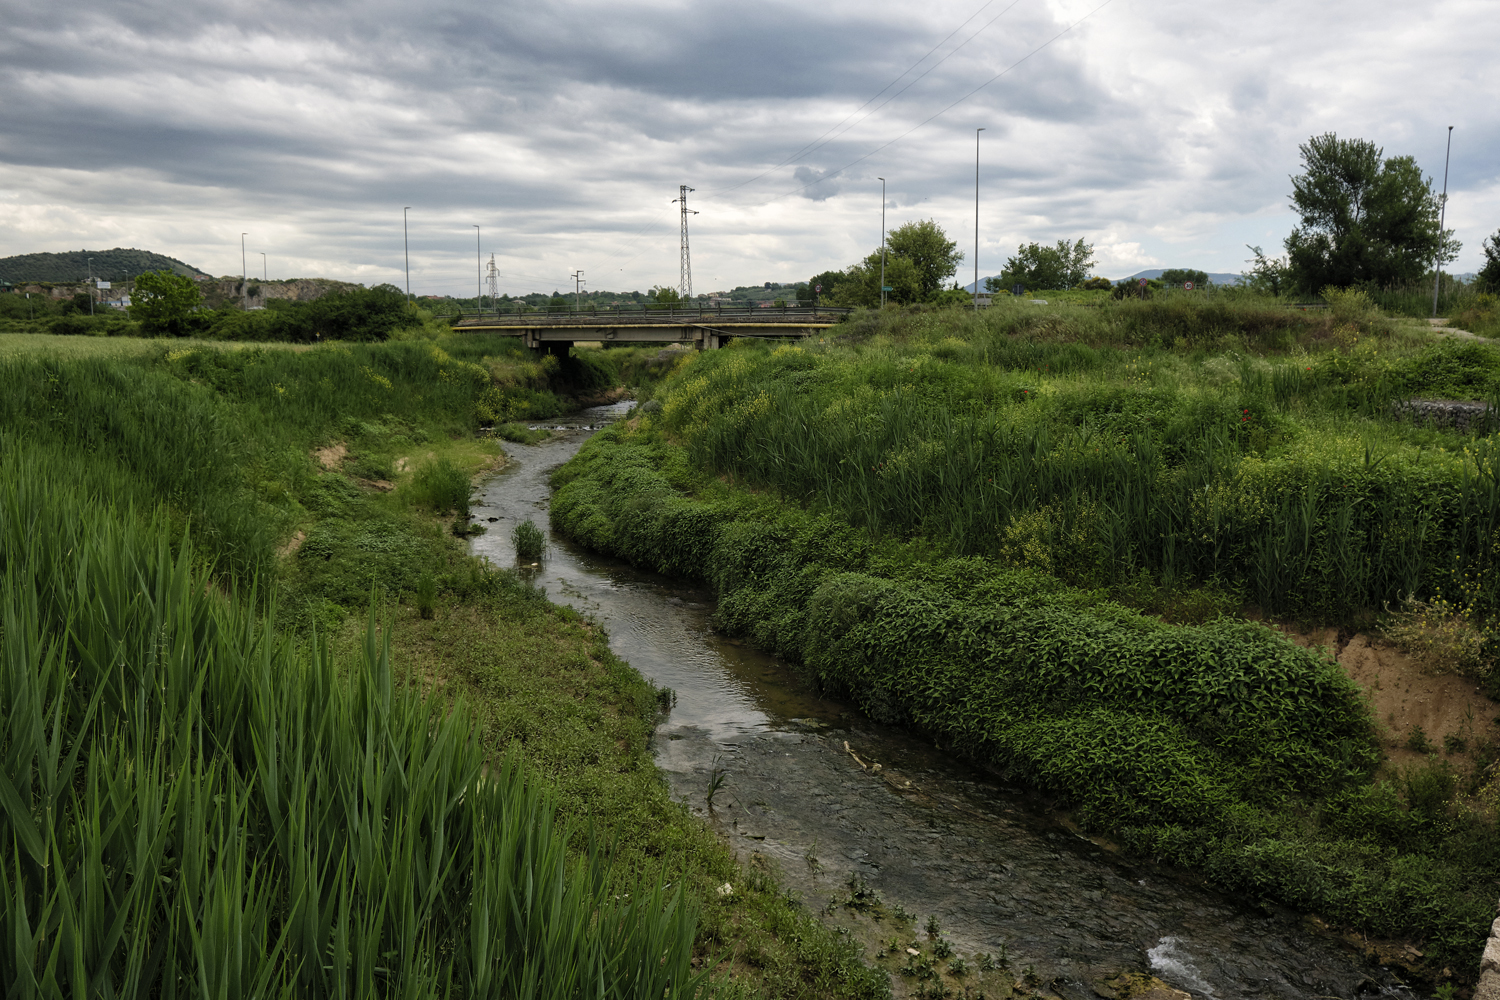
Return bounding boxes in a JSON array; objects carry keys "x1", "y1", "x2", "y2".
[{"x1": 452, "y1": 305, "x2": 852, "y2": 326}]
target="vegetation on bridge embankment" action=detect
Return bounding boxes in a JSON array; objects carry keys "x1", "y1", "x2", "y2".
[
  {"x1": 0, "y1": 333, "x2": 887, "y2": 998},
  {"x1": 549, "y1": 296, "x2": 1500, "y2": 976}
]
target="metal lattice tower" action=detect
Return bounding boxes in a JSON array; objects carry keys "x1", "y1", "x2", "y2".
[
  {"x1": 485, "y1": 254, "x2": 499, "y2": 312},
  {"x1": 673, "y1": 185, "x2": 697, "y2": 301}
]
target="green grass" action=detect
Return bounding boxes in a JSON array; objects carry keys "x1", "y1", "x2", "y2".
[
  {"x1": 0, "y1": 330, "x2": 311, "y2": 357},
  {"x1": 0, "y1": 338, "x2": 892, "y2": 999},
  {"x1": 0, "y1": 442, "x2": 715, "y2": 996},
  {"x1": 548, "y1": 298, "x2": 1500, "y2": 978},
  {"x1": 650, "y1": 311, "x2": 1500, "y2": 620}
]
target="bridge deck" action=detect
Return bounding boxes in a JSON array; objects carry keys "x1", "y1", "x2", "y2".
[{"x1": 452, "y1": 305, "x2": 850, "y2": 349}]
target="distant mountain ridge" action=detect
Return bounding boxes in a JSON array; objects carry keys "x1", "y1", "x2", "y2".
[
  {"x1": 1122, "y1": 269, "x2": 1245, "y2": 286},
  {"x1": 0, "y1": 248, "x2": 208, "y2": 284},
  {"x1": 965, "y1": 268, "x2": 1245, "y2": 292}
]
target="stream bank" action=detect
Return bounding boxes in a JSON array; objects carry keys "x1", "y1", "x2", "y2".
[{"x1": 470, "y1": 403, "x2": 1425, "y2": 1000}]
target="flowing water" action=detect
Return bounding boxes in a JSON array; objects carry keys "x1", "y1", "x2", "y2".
[{"x1": 469, "y1": 403, "x2": 1418, "y2": 1000}]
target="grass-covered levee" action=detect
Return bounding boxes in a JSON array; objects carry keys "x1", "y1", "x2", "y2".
[
  {"x1": 549, "y1": 291, "x2": 1500, "y2": 976},
  {"x1": 0, "y1": 335, "x2": 887, "y2": 998}
]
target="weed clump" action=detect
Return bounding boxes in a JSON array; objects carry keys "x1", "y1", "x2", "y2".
[
  {"x1": 511, "y1": 519, "x2": 547, "y2": 561},
  {"x1": 411, "y1": 456, "x2": 472, "y2": 518}
]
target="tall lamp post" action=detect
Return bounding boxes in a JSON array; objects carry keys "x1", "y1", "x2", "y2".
[
  {"x1": 974, "y1": 127, "x2": 985, "y2": 310},
  {"x1": 403, "y1": 207, "x2": 412, "y2": 304},
  {"x1": 240, "y1": 234, "x2": 248, "y2": 310},
  {"x1": 473, "y1": 224, "x2": 481, "y2": 315},
  {"x1": 878, "y1": 177, "x2": 887, "y2": 308},
  {"x1": 260, "y1": 252, "x2": 266, "y2": 281},
  {"x1": 1431, "y1": 126, "x2": 1454, "y2": 318},
  {"x1": 87, "y1": 257, "x2": 95, "y2": 316}
]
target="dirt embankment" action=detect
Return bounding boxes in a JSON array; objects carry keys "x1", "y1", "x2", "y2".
[{"x1": 1281, "y1": 626, "x2": 1497, "y2": 768}]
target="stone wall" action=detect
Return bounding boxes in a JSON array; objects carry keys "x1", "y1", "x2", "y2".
[
  {"x1": 1394, "y1": 398, "x2": 1495, "y2": 433},
  {"x1": 1478, "y1": 905, "x2": 1500, "y2": 1000}
]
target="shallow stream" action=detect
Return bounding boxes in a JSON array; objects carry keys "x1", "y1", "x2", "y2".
[{"x1": 469, "y1": 402, "x2": 1417, "y2": 1000}]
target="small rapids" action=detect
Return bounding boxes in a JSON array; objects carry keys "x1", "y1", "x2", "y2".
[{"x1": 469, "y1": 402, "x2": 1419, "y2": 1000}]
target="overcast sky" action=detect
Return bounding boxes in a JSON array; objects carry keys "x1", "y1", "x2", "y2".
[{"x1": 1, "y1": 0, "x2": 1495, "y2": 295}]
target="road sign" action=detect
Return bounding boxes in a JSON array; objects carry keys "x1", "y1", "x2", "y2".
[
  {"x1": 1137, "y1": 278, "x2": 1148, "y2": 288},
  {"x1": 1011, "y1": 284, "x2": 1024, "y2": 296},
  {"x1": 815, "y1": 284, "x2": 822, "y2": 293},
  {"x1": 881, "y1": 286, "x2": 894, "y2": 292},
  {"x1": 1184, "y1": 281, "x2": 1194, "y2": 291}
]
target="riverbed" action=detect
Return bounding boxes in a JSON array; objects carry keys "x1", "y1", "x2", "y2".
[{"x1": 468, "y1": 402, "x2": 1418, "y2": 1000}]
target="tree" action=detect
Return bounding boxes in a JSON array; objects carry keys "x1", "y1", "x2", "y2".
[
  {"x1": 829, "y1": 253, "x2": 921, "y2": 307},
  {"x1": 131, "y1": 270, "x2": 201, "y2": 336},
  {"x1": 1159, "y1": 268, "x2": 1208, "y2": 287},
  {"x1": 1284, "y1": 133, "x2": 1457, "y2": 293},
  {"x1": 797, "y1": 269, "x2": 844, "y2": 305},
  {"x1": 1242, "y1": 245, "x2": 1290, "y2": 297},
  {"x1": 1479, "y1": 230, "x2": 1500, "y2": 292},
  {"x1": 997, "y1": 239, "x2": 1095, "y2": 291},
  {"x1": 884, "y1": 220, "x2": 963, "y2": 299}
]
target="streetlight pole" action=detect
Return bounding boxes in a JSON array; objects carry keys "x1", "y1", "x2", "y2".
[
  {"x1": 878, "y1": 177, "x2": 887, "y2": 308},
  {"x1": 1431, "y1": 125, "x2": 1454, "y2": 318},
  {"x1": 974, "y1": 128, "x2": 985, "y2": 310},
  {"x1": 260, "y1": 252, "x2": 267, "y2": 282},
  {"x1": 403, "y1": 207, "x2": 412, "y2": 304},
  {"x1": 87, "y1": 257, "x2": 94, "y2": 316},
  {"x1": 241, "y1": 234, "x2": 248, "y2": 310},
  {"x1": 473, "y1": 225, "x2": 481, "y2": 315}
]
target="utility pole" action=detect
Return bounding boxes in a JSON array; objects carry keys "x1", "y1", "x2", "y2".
[
  {"x1": 403, "y1": 207, "x2": 412, "y2": 303},
  {"x1": 570, "y1": 269, "x2": 585, "y2": 310},
  {"x1": 974, "y1": 128, "x2": 985, "y2": 310},
  {"x1": 473, "y1": 225, "x2": 481, "y2": 315},
  {"x1": 87, "y1": 257, "x2": 94, "y2": 315},
  {"x1": 672, "y1": 185, "x2": 697, "y2": 301},
  {"x1": 878, "y1": 178, "x2": 887, "y2": 308},
  {"x1": 1432, "y1": 126, "x2": 1454, "y2": 318},
  {"x1": 240, "y1": 234, "x2": 248, "y2": 310}
]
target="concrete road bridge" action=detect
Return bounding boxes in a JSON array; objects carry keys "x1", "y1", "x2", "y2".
[{"x1": 452, "y1": 304, "x2": 852, "y2": 352}]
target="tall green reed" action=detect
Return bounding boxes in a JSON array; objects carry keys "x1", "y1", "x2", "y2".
[
  {"x1": 662, "y1": 346, "x2": 1500, "y2": 616},
  {"x1": 0, "y1": 441, "x2": 714, "y2": 998}
]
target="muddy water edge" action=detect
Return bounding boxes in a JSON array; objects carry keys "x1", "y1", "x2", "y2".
[{"x1": 469, "y1": 403, "x2": 1421, "y2": 1000}]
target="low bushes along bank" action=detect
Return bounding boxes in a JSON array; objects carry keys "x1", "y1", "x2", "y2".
[{"x1": 550, "y1": 421, "x2": 1500, "y2": 975}]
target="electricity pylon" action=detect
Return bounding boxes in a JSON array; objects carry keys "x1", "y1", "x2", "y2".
[
  {"x1": 672, "y1": 185, "x2": 697, "y2": 301},
  {"x1": 485, "y1": 254, "x2": 499, "y2": 313}
]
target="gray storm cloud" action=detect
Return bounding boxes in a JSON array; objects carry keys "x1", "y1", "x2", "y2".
[{"x1": 0, "y1": 0, "x2": 1495, "y2": 292}]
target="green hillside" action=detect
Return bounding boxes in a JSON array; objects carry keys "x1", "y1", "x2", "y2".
[{"x1": 0, "y1": 248, "x2": 208, "y2": 283}]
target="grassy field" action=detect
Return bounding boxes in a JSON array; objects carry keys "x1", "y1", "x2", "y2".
[
  {"x1": 0, "y1": 331, "x2": 314, "y2": 357},
  {"x1": 550, "y1": 294, "x2": 1500, "y2": 980},
  {"x1": 0, "y1": 335, "x2": 887, "y2": 998}
]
